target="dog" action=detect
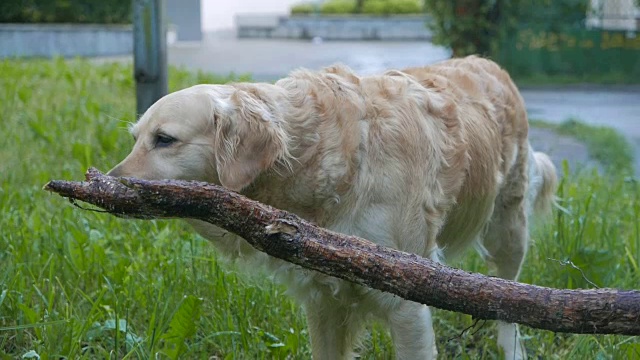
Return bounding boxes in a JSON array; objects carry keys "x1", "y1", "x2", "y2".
[{"x1": 108, "y1": 55, "x2": 557, "y2": 359}]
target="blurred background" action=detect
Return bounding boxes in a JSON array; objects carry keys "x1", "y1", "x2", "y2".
[
  {"x1": 2, "y1": 0, "x2": 639, "y2": 80},
  {"x1": 3, "y1": 0, "x2": 637, "y2": 167}
]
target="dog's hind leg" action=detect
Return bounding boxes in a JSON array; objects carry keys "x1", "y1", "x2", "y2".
[
  {"x1": 481, "y1": 150, "x2": 530, "y2": 360},
  {"x1": 482, "y1": 201, "x2": 528, "y2": 359}
]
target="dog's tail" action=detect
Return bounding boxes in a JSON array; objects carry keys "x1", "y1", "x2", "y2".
[{"x1": 531, "y1": 151, "x2": 558, "y2": 216}]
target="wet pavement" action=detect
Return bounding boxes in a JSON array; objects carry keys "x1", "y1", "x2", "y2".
[
  {"x1": 523, "y1": 87, "x2": 639, "y2": 130},
  {"x1": 168, "y1": 31, "x2": 451, "y2": 80},
  {"x1": 166, "y1": 31, "x2": 639, "y2": 172},
  {"x1": 522, "y1": 87, "x2": 640, "y2": 173}
]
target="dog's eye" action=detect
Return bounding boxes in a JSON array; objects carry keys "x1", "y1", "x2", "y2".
[{"x1": 155, "y1": 134, "x2": 176, "y2": 148}]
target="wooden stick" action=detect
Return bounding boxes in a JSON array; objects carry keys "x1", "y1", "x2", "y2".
[{"x1": 44, "y1": 168, "x2": 640, "y2": 335}]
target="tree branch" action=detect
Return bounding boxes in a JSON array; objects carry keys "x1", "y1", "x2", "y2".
[{"x1": 44, "y1": 168, "x2": 640, "y2": 336}]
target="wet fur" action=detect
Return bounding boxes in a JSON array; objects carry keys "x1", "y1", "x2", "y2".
[{"x1": 109, "y1": 56, "x2": 557, "y2": 359}]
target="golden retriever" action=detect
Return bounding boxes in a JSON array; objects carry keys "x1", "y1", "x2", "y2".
[{"x1": 108, "y1": 55, "x2": 557, "y2": 359}]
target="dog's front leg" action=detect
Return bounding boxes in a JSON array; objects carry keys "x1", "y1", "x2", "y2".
[
  {"x1": 303, "y1": 297, "x2": 364, "y2": 360},
  {"x1": 384, "y1": 298, "x2": 438, "y2": 360}
]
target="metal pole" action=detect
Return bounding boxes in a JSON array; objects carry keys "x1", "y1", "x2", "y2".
[{"x1": 133, "y1": 0, "x2": 168, "y2": 115}]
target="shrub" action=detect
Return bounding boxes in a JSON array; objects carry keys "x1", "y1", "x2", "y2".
[
  {"x1": 362, "y1": 0, "x2": 423, "y2": 15},
  {"x1": 290, "y1": 2, "x2": 317, "y2": 15},
  {"x1": 0, "y1": 0, "x2": 131, "y2": 24},
  {"x1": 423, "y1": 0, "x2": 500, "y2": 57},
  {"x1": 320, "y1": 0, "x2": 357, "y2": 14},
  {"x1": 295, "y1": 0, "x2": 424, "y2": 16},
  {"x1": 424, "y1": 0, "x2": 590, "y2": 57}
]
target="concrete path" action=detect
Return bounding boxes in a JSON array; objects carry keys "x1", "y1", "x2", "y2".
[
  {"x1": 169, "y1": 31, "x2": 451, "y2": 81},
  {"x1": 165, "y1": 31, "x2": 640, "y2": 173},
  {"x1": 522, "y1": 87, "x2": 640, "y2": 173},
  {"x1": 528, "y1": 127, "x2": 603, "y2": 174}
]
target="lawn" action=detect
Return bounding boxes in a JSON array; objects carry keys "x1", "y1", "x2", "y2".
[{"x1": 1, "y1": 59, "x2": 639, "y2": 359}]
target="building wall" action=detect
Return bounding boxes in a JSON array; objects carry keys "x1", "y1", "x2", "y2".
[
  {"x1": 202, "y1": 0, "x2": 301, "y2": 31},
  {"x1": 236, "y1": 15, "x2": 433, "y2": 40},
  {"x1": 167, "y1": 0, "x2": 202, "y2": 41},
  {"x1": 588, "y1": 0, "x2": 639, "y2": 30},
  {"x1": 0, "y1": 24, "x2": 132, "y2": 58}
]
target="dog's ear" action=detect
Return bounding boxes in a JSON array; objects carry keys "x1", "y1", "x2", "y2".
[{"x1": 213, "y1": 89, "x2": 288, "y2": 192}]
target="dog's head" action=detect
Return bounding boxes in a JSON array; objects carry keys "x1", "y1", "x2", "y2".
[{"x1": 108, "y1": 84, "x2": 289, "y2": 192}]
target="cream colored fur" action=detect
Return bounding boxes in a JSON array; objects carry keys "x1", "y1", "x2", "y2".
[{"x1": 109, "y1": 55, "x2": 557, "y2": 359}]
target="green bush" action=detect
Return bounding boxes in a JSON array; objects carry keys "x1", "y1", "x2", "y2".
[
  {"x1": 291, "y1": 2, "x2": 317, "y2": 15},
  {"x1": 424, "y1": 0, "x2": 589, "y2": 57},
  {"x1": 424, "y1": 0, "x2": 499, "y2": 56},
  {"x1": 0, "y1": 0, "x2": 131, "y2": 24},
  {"x1": 320, "y1": 0, "x2": 358, "y2": 14},
  {"x1": 513, "y1": 0, "x2": 588, "y2": 25},
  {"x1": 362, "y1": 0, "x2": 423, "y2": 15},
  {"x1": 294, "y1": 0, "x2": 424, "y2": 15}
]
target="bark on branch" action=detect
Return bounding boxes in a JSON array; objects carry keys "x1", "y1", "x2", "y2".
[{"x1": 44, "y1": 168, "x2": 640, "y2": 336}]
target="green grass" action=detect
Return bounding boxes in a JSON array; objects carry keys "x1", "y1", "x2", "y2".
[{"x1": 1, "y1": 58, "x2": 639, "y2": 359}]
